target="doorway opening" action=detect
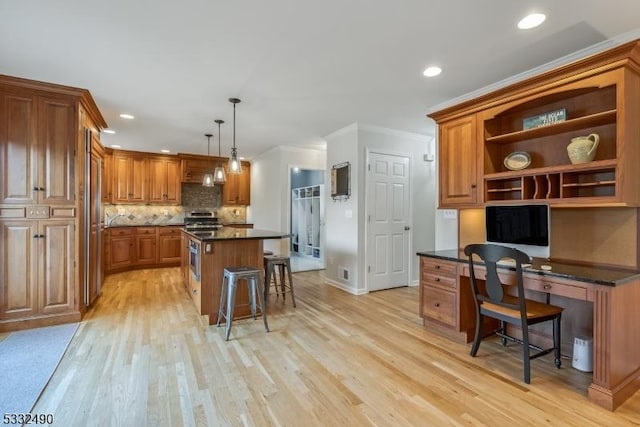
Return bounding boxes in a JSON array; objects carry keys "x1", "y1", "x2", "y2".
[{"x1": 290, "y1": 168, "x2": 325, "y2": 272}]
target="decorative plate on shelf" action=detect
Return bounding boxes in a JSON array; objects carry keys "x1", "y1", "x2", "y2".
[{"x1": 503, "y1": 151, "x2": 531, "y2": 171}]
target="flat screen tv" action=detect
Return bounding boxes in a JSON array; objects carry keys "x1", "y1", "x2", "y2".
[{"x1": 485, "y1": 204, "x2": 550, "y2": 258}]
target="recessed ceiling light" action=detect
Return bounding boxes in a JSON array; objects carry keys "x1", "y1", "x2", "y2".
[
  {"x1": 423, "y1": 66, "x2": 442, "y2": 77},
  {"x1": 161, "y1": 149, "x2": 171, "y2": 153},
  {"x1": 103, "y1": 129, "x2": 116, "y2": 134},
  {"x1": 239, "y1": 157, "x2": 245, "y2": 160},
  {"x1": 518, "y1": 13, "x2": 546, "y2": 30},
  {"x1": 119, "y1": 113, "x2": 135, "y2": 120},
  {"x1": 111, "y1": 145, "x2": 121, "y2": 149}
]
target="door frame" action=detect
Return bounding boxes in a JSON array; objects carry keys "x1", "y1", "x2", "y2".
[
  {"x1": 286, "y1": 165, "x2": 326, "y2": 269},
  {"x1": 364, "y1": 148, "x2": 414, "y2": 292}
]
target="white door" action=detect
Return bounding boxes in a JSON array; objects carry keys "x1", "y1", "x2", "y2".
[{"x1": 367, "y1": 152, "x2": 410, "y2": 291}]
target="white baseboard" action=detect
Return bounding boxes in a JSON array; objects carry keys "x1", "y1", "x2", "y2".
[{"x1": 324, "y1": 278, "x2": 368, "y2": 295}]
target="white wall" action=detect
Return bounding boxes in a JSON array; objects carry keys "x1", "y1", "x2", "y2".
[
  {"x1": 325, "y1": 123, "x2": 437, "y2": 294},
  {"x1": 324, "y1": 124, "x2": 360, "y2": 293},
  {"x1": 249, "y1": 146, "x2": 326, "y2": 254}
]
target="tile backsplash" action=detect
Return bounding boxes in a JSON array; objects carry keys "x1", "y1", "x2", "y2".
[{"x1": 104, "y1": 184, "x2": 247, "y2": 227}]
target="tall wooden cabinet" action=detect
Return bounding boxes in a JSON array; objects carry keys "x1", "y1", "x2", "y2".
[
  {"x1": 0, "y1": 75, "x2": 106, "y2": 331},
  {"x1": 429, "y1": 39, "x2": 640, "y2": 208}
]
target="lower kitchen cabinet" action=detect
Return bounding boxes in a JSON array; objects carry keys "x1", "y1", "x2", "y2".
[
  {"x1": 0, "y1": 219, "x2": 76, "y2": 323},
  {"x1": 107, "y1": 228, "x2": 134, "y2": 271},
  {"x1": 135, "y1": 227, "x2": 157, "y2": 265},
  {"x1": 105, "y1": 226, "x2": 182, "y2": 274},
  {"x1": 158, "y1": 227, "x2": 182, "y2": 264}
]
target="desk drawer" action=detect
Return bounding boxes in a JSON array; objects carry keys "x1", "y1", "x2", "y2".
[
  {"x1": 523, "y1": 277, "x2": 588, "y2": 301},
  {"x1": 421, "y1": 285, "x2": 456, "y2": 326},
  {"x1": 421, "y1": 257, "x2": 457, "y2": 276},
  {"x1": 421, "y1": 273, "x2": 456, "y2": 289},
  {"x1": 462, "y1": 266, "x2": 589, "y2": 301}
]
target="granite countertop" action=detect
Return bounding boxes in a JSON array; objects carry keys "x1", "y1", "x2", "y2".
[
  {"x1": 417, "y1": 249, "x2": 640, "y2": 286},
  {"x1": 183, "y1": 227, "x2": 290, "y2": 241}
]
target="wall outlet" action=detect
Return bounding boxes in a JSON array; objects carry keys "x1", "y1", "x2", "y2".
[
  {"x1": 442, "y1": 209, "x2": 458, "y2": 220},
  {"x1": 162, "y1": 209, "x2": 169, "y2": 216},
  {"x1": 345, "y1": 209, "x2": 353, "y2": 219}
]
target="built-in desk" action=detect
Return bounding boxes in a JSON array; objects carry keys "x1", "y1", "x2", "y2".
[{"x1": 417, "y1": 250, "x2": 640, "y2": 411}]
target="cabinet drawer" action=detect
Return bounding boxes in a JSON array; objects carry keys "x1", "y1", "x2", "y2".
[
  {"x1": 523, "y1": 277, "x2": 588, "y2": 301},
  {"x1": 421, "y1": 285, "x2": 456, "y2": 326},
  {"x1": 421, "y1": 272, "x2": 456, "y2": 289},
  {"x1": 421, "y1": 257, "x2": 457, "y2": 276},
  {"x1": 136, "y1": 227, "x2": 156, "y2": 235},
  {"x1": 158, "y1": 227, "x2": 181, "y2": 235},
  {"x1": 109, "y1": 228, "x2": 133, "y2": 236}
]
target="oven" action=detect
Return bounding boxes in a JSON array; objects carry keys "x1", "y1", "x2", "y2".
[{"x1": 189, "y1": 238, "x2": 201, "y2": 281}]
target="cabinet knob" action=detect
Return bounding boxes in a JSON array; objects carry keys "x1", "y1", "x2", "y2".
[
  {"x1": 543, "y1": 284, "x2": 552, "y2": 290},
  {"x1": 435, "y1": 265, "x2": 440, "y2": 269},
  {"x1": 471, "y1": 184, "x2": 477, "y2": 189},
  {"x1": 434, "y1": 302, "x2": 440, "y2": 307},
  {"x1": 435, "y1": 278, "x2": 440, "y2": 282}
]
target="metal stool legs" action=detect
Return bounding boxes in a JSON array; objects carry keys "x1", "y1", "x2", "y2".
[
  {"x1": 216, "y1": 267, "x2": 269, "y2": 341},
  {"x1": 264, "y1": 256, "x2": 296, "y2": 308}
]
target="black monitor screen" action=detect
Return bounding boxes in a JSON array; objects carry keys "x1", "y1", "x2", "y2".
[{"x1": 486, "y1": 205, "x2": 549, "y2": 247}]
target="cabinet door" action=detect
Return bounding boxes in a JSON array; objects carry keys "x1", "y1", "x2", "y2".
[
  {"x1": 164, "y1": 157, "x2": 181, "y2": 204},
  {"x1": 0, "y1": 220, "x2": 38, "y2": 319},
  {"x1": 222, "y1": 161, "x2": 251, "y2": 205},
  {"x1": 439, "y1": 115, "x2": 478, "y2": 207},
  {"x1": 108, "y1": 234, "x2": 133, "y2": 270},
  {"x1": 101, "y1": 150, "x2": 112, "y2": 204},
  {"x1": 38, "y1": 97, "x2": 76, "y2": 206},
  {"x1": 113, "y1": 154, "x2": 131, "y2": 203},
  {"x1": 113, "y1": 154, "x2": 147, "y2": 203},
  {"x1": 135, "y1": 234, "x2": 157, "y2": 265},
  {"x1": 158, "y1": 234, "x2": 181, "y2": 264},
  {"x1": 148, "y1": 157, "x2": 166, "y2": 203},
  {"x1": 0, "y1": 92, "x2": 38, "y2": 204},
  {"x1": 38, "y1": 220, "x2": 75, "y2": 315},
  {"x1": 130, "y1": 156, "x2": 147, "y2": 202}
]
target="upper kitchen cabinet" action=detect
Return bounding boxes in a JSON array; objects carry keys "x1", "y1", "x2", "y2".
[
  {"x1": 148, "y1": 156, "x2": 181, "y2": 204},
  {"x1": 113, "y1": 151, "x2": 147, "y2": 203},
  {"x1": 429, "y1": 39, "x2": 640, "y2": 207},
  {"x1": 436, "y1": 115, "x2": 479, "y2": 208},
  {"x1": 222, "y1": 161, "x2": 251, "y2": 205},
  {"x1": 0, "y1": 92, "x2": 75, "y2": 205},
  {"x1": 110, "y1": 150, "x2": 181, "y2": 205},
  {"x1": 181, "y1": 154, "x2": 211, "y2": 183}
]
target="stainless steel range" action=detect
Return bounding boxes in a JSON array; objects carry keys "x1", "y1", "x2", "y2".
[{"x1": 184, "y1": 210, "x2": 222, "y2": 231}]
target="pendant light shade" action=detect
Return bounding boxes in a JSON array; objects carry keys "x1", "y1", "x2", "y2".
[
  {"x1": 213, "y1": 119, "x2": 226, "y2": 184},
  {"x1": 202, "y1": 133, "x2": 214, "y2": 187},
  {"x1": 227, "y1": 98, "x2": 243, "y2": 175}
]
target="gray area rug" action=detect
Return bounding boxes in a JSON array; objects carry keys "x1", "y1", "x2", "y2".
[{"x1": 0, "y1": 323, "x2": 78, "y2": 416}]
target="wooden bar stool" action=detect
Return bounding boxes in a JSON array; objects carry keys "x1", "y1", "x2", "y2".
[
  {"x1": 216, "y1": 266, "x2": 269, "y2": 341},
  {"x1": 264, "y1": 255, "x2": 296, "y2": 307}
]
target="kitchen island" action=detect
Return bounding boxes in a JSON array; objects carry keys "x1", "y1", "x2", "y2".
[{"x1": 181, "y1": 227, "x2": 290, "y2": 324}]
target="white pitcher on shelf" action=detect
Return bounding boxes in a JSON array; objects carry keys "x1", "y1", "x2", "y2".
[{"x1": 567, "y1": 133, "x2": 599, "y2": 164}]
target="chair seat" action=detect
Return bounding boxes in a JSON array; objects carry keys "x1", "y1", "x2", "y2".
[{"x1": 482, "y1": 295, "x2": 563, "y2": 320}]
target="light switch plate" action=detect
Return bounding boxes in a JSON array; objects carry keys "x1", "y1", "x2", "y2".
[
  {"x1": 345, "y1": 209, "x2": 353, "y2": 218},
  {"x1": 442, "y1": 209, "x2": 457, "y2": 220}
]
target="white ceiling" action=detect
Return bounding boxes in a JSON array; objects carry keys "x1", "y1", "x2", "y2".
[{"x1": 1, "y1": 1, "x2": 640, "y2": 159}]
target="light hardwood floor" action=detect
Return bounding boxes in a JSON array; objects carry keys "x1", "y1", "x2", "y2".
[{"x1": 34, "y1": 268, "x2": 640, "y2": 426}]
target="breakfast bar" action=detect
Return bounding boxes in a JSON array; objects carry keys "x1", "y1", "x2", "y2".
[
  {"x1": 181, "y1": 228, "x2": 290, "y2": 324},
  {"x1": 417, "y1": 250, "x2": 640, "y2": 411}
]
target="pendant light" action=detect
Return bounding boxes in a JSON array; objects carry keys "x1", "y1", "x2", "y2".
[
  {"x1": 202, "y1": 133, "x2": 214, "y2": 187},
  {"x1": 213, "y1": 119, "x2": 226, "y2": 184},
  {"x1": 227, "y1": 97, "x2": 243, "y2": 175}
]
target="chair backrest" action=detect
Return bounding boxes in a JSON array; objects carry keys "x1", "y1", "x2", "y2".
[{"x1": 463, "y1": 243, "x2": 530, "y2": 312}]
